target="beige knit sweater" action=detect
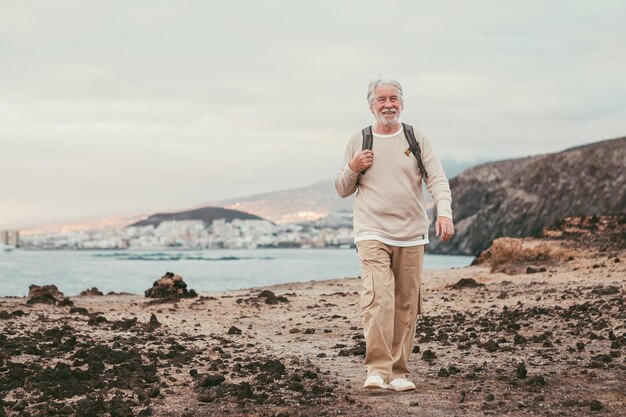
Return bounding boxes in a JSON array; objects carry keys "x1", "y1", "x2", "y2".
[{"x1": 335, "y1": 126, "x2": 452, "y2": 245}]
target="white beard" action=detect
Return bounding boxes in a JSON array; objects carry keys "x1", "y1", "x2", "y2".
[{"x1": 374, "y1": 110, "x2": 399, "y2": 127}]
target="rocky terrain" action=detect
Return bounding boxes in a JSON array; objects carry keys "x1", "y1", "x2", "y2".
[
  {"x1": 428, "y1": 136, "x2": 626, "y2": 255},
  {"x1": 1, "y1": 225, "x2": 625, "y2": 416}
]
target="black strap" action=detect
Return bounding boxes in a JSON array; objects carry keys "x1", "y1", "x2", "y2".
[
  {"x1": 361, "y1": 126, "x2": 373, "y2": 150},
  {"x1": 360, "y1": 124, "x2": 428, "y2": 179},
  {"x1": 402, "y1": 123, "x2": 428, "y2": 179},
  {"x1": 359, "y1": 126, "x2": 373, "y2": 175}
]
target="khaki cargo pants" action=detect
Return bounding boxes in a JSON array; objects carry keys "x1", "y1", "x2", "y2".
[{"x1": 356, "y1": 240, "x2": 424, "y2": 381}]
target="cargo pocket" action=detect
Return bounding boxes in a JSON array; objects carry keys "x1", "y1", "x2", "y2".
[{"x1": 360, "y1": 272, "x2": 375, "y2": 309}]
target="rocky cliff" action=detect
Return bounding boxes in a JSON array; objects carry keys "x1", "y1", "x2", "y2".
[{"x1": 428, "y1": 136, "x2": 626, "y2": 255}]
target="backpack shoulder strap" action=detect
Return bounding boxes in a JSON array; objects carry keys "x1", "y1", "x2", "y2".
[
  {"x1": 402, "y1": 123, "x2": 428, "y2": 179},
  {"x1": 361, "y1": 125, "x2": 373, "y2": 151}
]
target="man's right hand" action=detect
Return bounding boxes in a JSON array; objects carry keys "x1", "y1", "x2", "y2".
[{"x1": 348, "y1": 150, "x2": 374, "y2": 173}]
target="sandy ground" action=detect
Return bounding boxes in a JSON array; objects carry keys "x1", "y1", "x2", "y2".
[{"x1": 1, "y1": 240, "x2": 625, "y2": 417}]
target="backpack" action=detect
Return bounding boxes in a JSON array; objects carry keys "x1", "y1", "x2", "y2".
[{"x1": 361, "y1": 123, "x2": 428, "y2": 179}]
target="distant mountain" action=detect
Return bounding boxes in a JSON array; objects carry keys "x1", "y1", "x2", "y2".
[
  {"x1": 428, "y1": 136, "x2": 626, "y2": 255},
  {"x1": 129, "y1": 207, "x2": 264, "y2": 228},
  {"x1": 212, "y1": 159, "x2": 477, "y2": 223},
  {"x1": 213, "y1": 180, "x2": 353, "y2": 223}
]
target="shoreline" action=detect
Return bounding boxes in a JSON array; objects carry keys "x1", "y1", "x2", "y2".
[
  {"x1": 0, "y1": 250, "x2": 474, "y2": 298},
  {"x1": 1, "y1": 238, "x2": 625, "y2": 416}
]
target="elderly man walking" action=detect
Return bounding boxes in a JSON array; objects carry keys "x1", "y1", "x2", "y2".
[{"x1": 335, "y1": 75, "x2": 454, "y2": 391}]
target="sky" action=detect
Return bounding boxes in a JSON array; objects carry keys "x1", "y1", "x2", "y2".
[{"x1": 1, "y1": 1, "x2": 625, "y2": 229}]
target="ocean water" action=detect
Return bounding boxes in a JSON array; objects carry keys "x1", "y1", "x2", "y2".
[{"x1": 0, "y1": 249, "x2": 473, "y2": 297}]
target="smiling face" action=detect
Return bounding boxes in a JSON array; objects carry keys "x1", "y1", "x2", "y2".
[{"x1": 370, "y1": 84, "x2": 403, "y2": 127}]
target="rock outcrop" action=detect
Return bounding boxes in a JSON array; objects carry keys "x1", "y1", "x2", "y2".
[
  {"x1": 428, "y1": 137, "x2": 626, "y2": 255},
  {"x1": 470, "y1": 214, "x2": 625, "y2": 274},
  {"x1": 79, "y1": 287, "x2": 104, "y2": 296},
  {"x1": 144, "y1": 272, "x2": 197, "y2": 302},
  {"x1": 27, "y1": 284, "x2": 73, "y2": 306}
]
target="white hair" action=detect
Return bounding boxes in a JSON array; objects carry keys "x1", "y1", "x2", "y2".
[{"x1": 367, "y1": 74, "x2": 404, "y2": 104}]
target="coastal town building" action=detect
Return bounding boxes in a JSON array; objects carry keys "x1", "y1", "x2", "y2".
[
  {"x1": 0, "y1": 230, "x2": 20, "y2": 247},
  {"x1": 19, "y1": 217, "x2": 355, "y2": 250}
]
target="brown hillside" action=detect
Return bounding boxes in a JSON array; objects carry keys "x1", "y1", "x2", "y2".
[{"x1": 428, "y1": 137, "x2": 626, "y2": 255}]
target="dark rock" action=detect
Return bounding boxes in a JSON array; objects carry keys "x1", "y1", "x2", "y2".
[
  {"x1": 516, "y1": 362, "x2": 527, "y2": 379},
  {"x1": 146, "y1": 387, "x2": 160, "y2": 398},
  {"x1": 451, "y1": 278, "x2": 484, "y2": 289},
  {"x1": 69, "y1": 307, "x2": 89, "y2": 315},
  {"x1": 304, "y1": 328, "x2": 316, "y2": 334},
  {"x1": 526, "y1": 375, "x2": 546, "y2": 386},
  {"x1": 74, "y1": 396, "x2": 107, "y2": 416},
  {"x1": 88, "y1": 314, "x2": 108, "y2": 326},
  {"x1": 57, "y1": 297, "x2": 74, "y2": 306},
  {"x1": 338, "y1": 342, "x2": 366, "y2": 357},
  {"x1": 197, "y1": 374, "x2": 225, "y2": 388},
  {"x1": 592, "y1": 354, "x2": 613, "y2": 363},
  {"x1": 412, "y1": 345, "x2": 420, "y2": 353},
  {"x1": 258, "y1": 290, "x2": 289, "y2": 304},
  {"x1": 526, "y1": 266, "x2": 547, "y2": 274},
  {"x1": 79, "y1": 287, "x2": 104, "y2": 296},
  {"x1": 483, "y1": 339, "x2": 499, "y2": 352},
  {"x1": 590, "y1": 399, "x2": 604, "y2": 411},
  {"x1": 148, "y1": 313, "x2": 160, "y2": 327},
  {"x1": 302, "y1": 370, "x2": 317, "y2": 379},
  {"x1": 107, "y1": 394, "x2": 133, "y2": 417},
  {"x1": 260, "y1": 359, "x2": 286, "y2": 376},
  {"x1": 422, "y1": 349, "x2": 437, "y2": 361},
  {"x1": 438, "y1": 368, "x2": 450, "y2": 377},
  {"x1": 448, "y1": 365, "x2": 461, "y2": 374},
  {"x1": 26, "y1": 284, "x2": 72, "y2": 306},
  {"x1": 228, "y1": 326, "x2": 242, "y2": 335},
  {"x1": 111, "y1": 317, "x2": 137, "y2": 330},
  {"x1": 0, "y1": 334, "x2": 159, "y2": 416},
  {"x1": 591, "y1": 285, "x2": 620, "y2": 296},
  {"x1": 144, "y1": 272, "x2": 197, "y2": 301}
]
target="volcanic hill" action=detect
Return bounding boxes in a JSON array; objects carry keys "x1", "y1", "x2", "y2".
[
  {"x1": 428, "y1": 136, "x2": 626, "y2": 255},
  {"x1": 129, "y1": 207, "x2": 264, "y2": 228}
]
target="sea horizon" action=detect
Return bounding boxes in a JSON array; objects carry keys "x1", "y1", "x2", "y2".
[{"x1": 0, "y1": 248, "x2": 473, "y2": 297}]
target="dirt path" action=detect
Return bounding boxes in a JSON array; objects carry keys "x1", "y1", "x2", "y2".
[{"x1": 1, "y1": 246, "x2": 625, "y2": 416}]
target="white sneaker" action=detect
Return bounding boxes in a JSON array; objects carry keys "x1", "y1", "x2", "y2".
[
  {"x1": 363, "y1": 374, "x2": 386, "y2": 389},
  {"x1": 387, "y1": 378, "x2": 416, "y2": 391}
]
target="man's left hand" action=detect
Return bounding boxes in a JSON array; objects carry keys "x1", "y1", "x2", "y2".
[{"x1": 436, "y1": 216, "x2": 454, "y2": 242}]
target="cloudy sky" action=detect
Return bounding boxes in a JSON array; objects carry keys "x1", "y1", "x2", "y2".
[{"x1": 1, "y1": 1, "x2": 624, "y2": 229}]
